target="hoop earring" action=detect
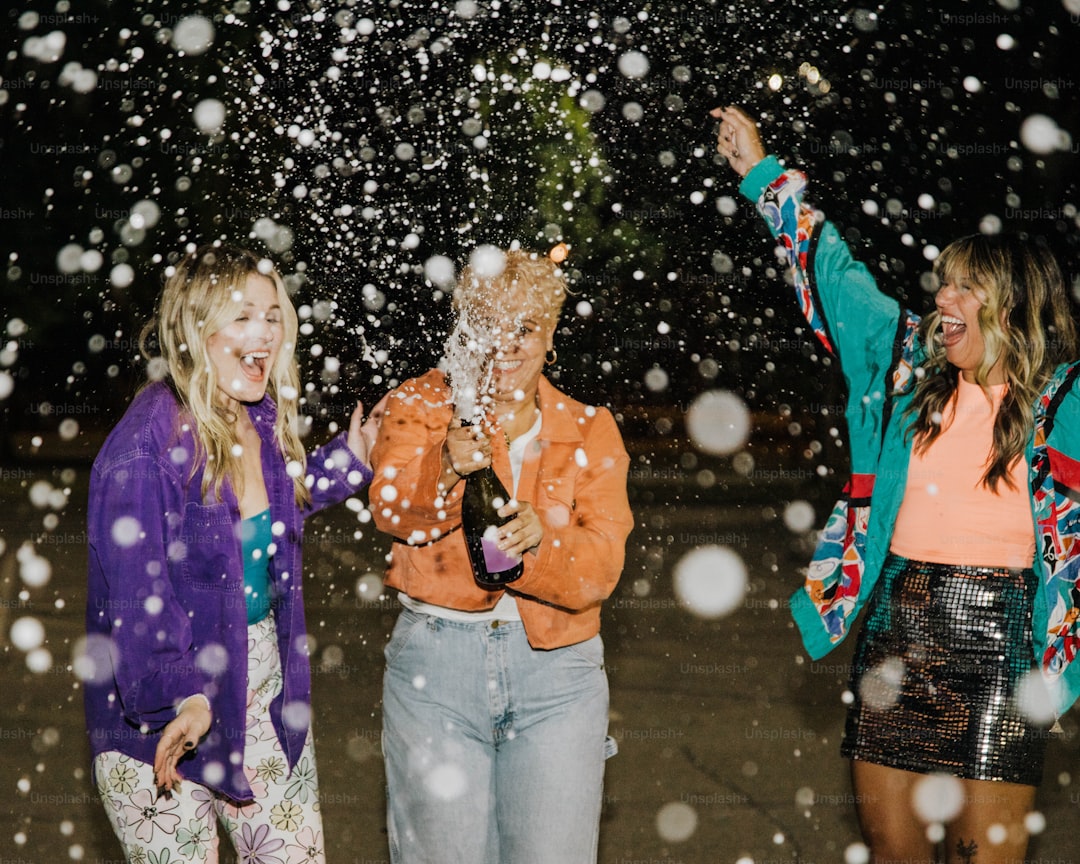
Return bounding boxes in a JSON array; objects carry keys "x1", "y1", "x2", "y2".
[{"x1": 544, "y1": 348, "x2": 557, "y2": 366}]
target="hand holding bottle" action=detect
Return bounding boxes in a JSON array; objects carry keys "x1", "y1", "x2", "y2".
[
  {"x1": 444, "y1": 415, "x2": 542, "y2": 583},
  {"x1": 495, "y1": 499, "x2": 544, "y2": 557},
  {"x1": 441, "y1": 420, "x2": 492, "y2": 493},
  {"x1": 444, "y1": 422, "x2": 492, "y2": 475}
]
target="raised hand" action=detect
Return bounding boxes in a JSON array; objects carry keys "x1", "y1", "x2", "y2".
[
  {"x1": 347, "y1": 393, "x2": 390, "y2": 465},
  {"x1": 710, "y1": 105, "x2": 766, "y2": 178}
]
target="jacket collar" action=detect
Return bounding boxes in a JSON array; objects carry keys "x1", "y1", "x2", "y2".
[
  {"x1": 428, "y1": 368, "x2": 586, "y2": 445},
  {"x1": 536, "y1": 376, "x2": 585, "y2": 444},
  {"x1": 150, "y1": 379, "x2": 278, "y2": 432},
  {"x1": 245, "y1": 393, "x2": 278, "y2": 444}
]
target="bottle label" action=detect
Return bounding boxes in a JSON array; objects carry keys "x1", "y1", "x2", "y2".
[{"x1": 481, "y1": 526, "x2": 520, "y2": 573}]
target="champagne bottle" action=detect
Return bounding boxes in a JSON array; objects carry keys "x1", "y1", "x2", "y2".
[{"x1": 459, "y1": 422, "x2": 524, "y2": 588}]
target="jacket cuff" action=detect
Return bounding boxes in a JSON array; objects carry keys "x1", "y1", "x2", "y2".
[
  {"x1": 376, "y1": 440, "x2": 462, "y2": 543},
  {"x1": 738, "y1": 154, "x2": 785, "y2": 202},
  {"x1": 789, "y1": 586, "x2": 844, "y2": 660},
  {"x1": 513, "y1": 529, "x2": 558, "y2": 593},
  {"x1": 322, "y1": 432, "x2": 374, "y2": 489},
  {"x1": 176, "y1": 693, "x2": 211, "y2": 716}
]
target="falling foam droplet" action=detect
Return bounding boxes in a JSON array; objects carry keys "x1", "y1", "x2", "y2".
[
  {"x1": 685, "y1": 390, "x2": 751, "y2": 455},
  {"x1": 673, "y1": 546, "x2": 748, "y2": 619},
  {"x1": 10, "y1": 616, "x2": 46, "y2": 651},
  {"x1": 655, "y1": 801, "x2": 697, "y2": 842},
  {"x1": 171, "y1": 16, "x2": 215, "y2": 55},
  {"x1": 911, "y1": 773, "x2": 964, "y2": 824}
]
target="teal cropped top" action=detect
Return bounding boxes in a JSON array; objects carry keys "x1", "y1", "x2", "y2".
[{"x1": 240, "y1": 508, "x2": 273, "y2": 625}]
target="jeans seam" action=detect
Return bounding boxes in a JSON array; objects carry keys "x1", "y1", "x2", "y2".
[
  {"x1": 384, "y1": 614, "x2": 427, "y2": 665},
  {"x1": 565, "y1": 635, "x2": 604, "y2": 668}
]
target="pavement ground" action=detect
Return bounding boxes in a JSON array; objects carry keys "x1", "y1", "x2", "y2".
[{"x1": 2, "y1": 457, "x2": 1078, "y2": 864}]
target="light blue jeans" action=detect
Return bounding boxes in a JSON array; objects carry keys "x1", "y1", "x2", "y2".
[{"x1": 382, "y1": 608, "x2": 612, "y2": 864}]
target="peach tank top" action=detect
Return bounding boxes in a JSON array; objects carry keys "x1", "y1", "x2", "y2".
[{"x1": 889, "y1": 376, "x2": 1035, "y2": 568}]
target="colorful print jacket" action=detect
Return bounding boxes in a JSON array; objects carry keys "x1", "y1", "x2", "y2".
[{"x1": 740, "y1": 155, "x2": 1080, "y2": 717}]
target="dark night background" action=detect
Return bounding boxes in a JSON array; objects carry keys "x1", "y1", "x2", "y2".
[
  {"x1": 1, "y1": 0, "x2": 1077, "y2": 473},
  {"x1": 2, "y1": 3, "x2": 1080, "y2": 862}
]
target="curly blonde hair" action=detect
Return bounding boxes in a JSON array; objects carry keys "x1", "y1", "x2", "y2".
[
  {"x1": 141, "y1": 243, "x2": 309, "y2": 505},
  {"x1": 908, "y1": 233, "x2": 1078, "y2": 490},
  {"x1": 453, "y1": 248, "x2": 567, "y2": 327}
]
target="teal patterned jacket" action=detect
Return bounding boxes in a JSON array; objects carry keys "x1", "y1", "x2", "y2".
[{"x1": 739, "y1": 155, "x2": 1080, "y2": 717}]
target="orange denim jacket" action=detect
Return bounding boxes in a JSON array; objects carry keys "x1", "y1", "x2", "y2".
[{"x1": 370, "y1": 369, "x2": 633, "y2": 649}]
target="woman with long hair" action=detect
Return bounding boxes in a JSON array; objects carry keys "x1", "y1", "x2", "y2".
[
  {"x1": 85, "y1": 243, "x2": 381, "y2": 862},
  {"x1": 716, "y1": 105, "x2": 1080, "y2": 863}
]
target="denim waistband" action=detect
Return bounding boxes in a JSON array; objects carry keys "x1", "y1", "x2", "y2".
[{"x1": 399, "y1": 606, "x2": 527, "y2": 633}]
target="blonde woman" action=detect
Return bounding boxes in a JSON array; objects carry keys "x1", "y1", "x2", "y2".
[
  {"x1": 717, "y1": 105, "x2": 1080, "y2": 863},
  {"x1": 370, "y1": 249, "x2": 633, "y2": 863},
  {"x1": 85, "y1": 244, "x2": 381, "y2": 863}
]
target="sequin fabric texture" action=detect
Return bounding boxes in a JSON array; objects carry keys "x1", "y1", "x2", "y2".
[{"x1": 842, "y1": 554, "x2": 1049, "y2": 785}]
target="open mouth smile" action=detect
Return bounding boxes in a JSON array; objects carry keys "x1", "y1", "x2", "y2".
[
  {"x1": 940, "y1": 314, "x2": 966, "y2": 348},
  {"x1": 240, "y1": 350, "x2": 270, "y2": 380}
]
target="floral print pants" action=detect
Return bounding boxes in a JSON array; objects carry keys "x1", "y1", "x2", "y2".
[{"x1": 94, "y1": 616, "x2": 326, "y2": 864}]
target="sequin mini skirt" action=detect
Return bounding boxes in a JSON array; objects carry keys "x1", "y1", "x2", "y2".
[{"x1": 841, "y1": 554, "x2": 1049, "y2": 785}]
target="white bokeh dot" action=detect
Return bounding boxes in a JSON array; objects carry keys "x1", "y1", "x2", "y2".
[
  {"x1": 685, "y1": 390, "x2": 751, "y2": 455},
  {"x1": 655, "y1": 801, "x2": 697, "y2": 842},
  {"x1": 425, "y1": 762, "x2": 468, "y2": 801},
  {"x1": 673, "y1": 545, "x2": 748, "y2": 619},
  {"x1": 10, "y1": 616, "x2": 45, "y2": 651},
  {"x1": 912, "y1": 773, "x2": 964, "y2": 824},
  {"x1": 783, "y1": 500, "x2": 816, "y2": 533},
  {"x1": 110, "y1": 516, "x2": 142, "y2": 548}
]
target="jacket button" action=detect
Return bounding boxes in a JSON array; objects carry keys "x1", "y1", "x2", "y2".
[{"x1": 491, "y1": 621, "x2": 499, "y2": 629}]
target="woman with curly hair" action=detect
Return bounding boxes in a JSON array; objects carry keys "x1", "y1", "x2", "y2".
[{"x1": 370, "y1": 247, "x2": 633, "y2": 863}]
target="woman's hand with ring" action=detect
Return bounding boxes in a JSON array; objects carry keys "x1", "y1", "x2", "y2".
[
  {"x1": 153, "y1": 698, "x2": 211, "y2": 796},
  {"x1": 710, "y1": 105, "x2": 766, "y2": 178}
]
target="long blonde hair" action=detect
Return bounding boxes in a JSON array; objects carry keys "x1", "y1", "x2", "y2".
[
  {"x1": 908, "y1": 233, "x2": 1078, "y2": 490},
  {"x1": 140, "y1": 244, "x2": 309, "y2": 505}
]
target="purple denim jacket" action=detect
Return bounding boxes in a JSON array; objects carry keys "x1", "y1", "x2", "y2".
[{"x1": 84, "y1": 381, "x2": 372, "y2": 801}]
